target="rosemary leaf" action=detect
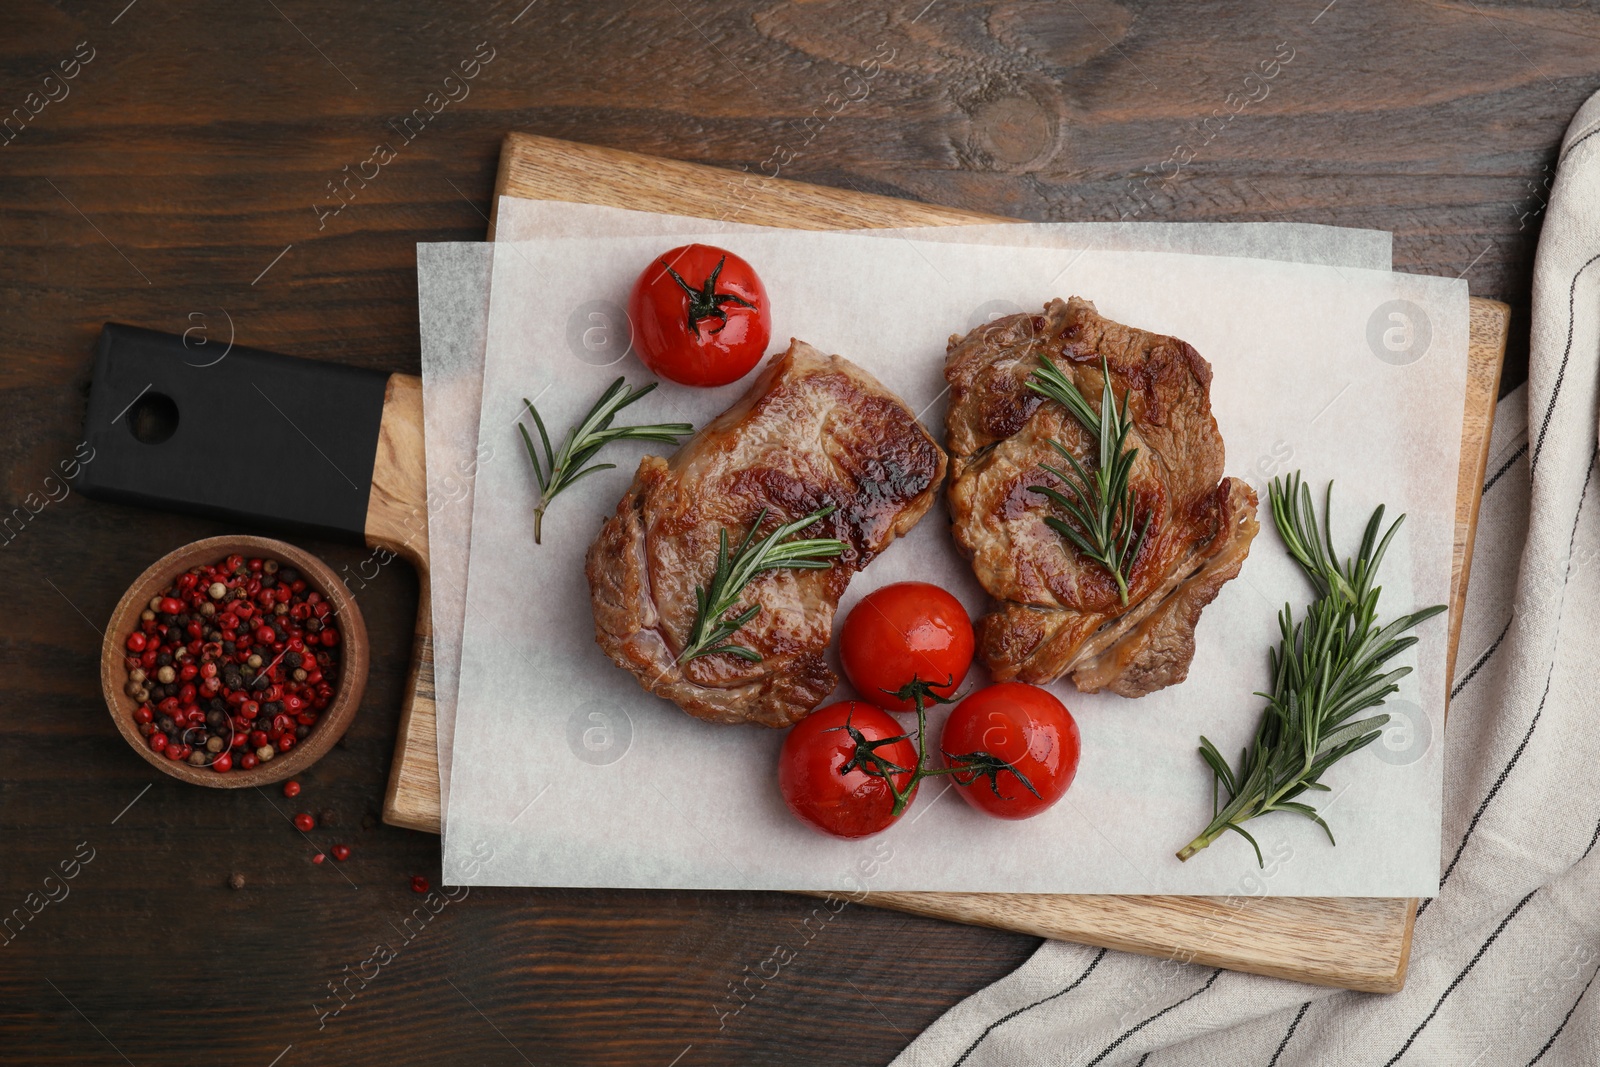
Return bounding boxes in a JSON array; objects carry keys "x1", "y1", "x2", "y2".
[
  {"x1": 678, "y1": 506, "x2": 847, "y2": 663},
  {"x1": 1176, "y1": 473, "x2": 1447, "y2": 866},
  {"x1": 1025, "y1": 354, "x2": 1149, "y2": 604},
  {"x1": 518, "y1": 378, "x2": 694, "y2": 544}
]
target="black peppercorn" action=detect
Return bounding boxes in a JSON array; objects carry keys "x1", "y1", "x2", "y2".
[
  {"x1": 260, "y1": 574, "x2": 276, "y2": 588},
  {"x1": 156, "y1": 651, "x2": 173, "y2": 667},
  {"x1": 279, "y1": 567, "x2": 300, "y2": 584},
  {"x1": 297, "y1": 725, "x2": 310, "y2": 740},
  {"x1": 206, "y1": 710, "x2": 226, "y2": 729},
  {"x1": 157, "y1": 715, "x2": 177, "y2": 733},
  {"x1": 228, "y1": 872, "x2": 246, "y2": 890}
]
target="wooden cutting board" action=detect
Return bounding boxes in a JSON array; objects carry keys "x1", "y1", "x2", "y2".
[{"x1": 381, "y1": 131, "x2": 1509, "y2": 993}]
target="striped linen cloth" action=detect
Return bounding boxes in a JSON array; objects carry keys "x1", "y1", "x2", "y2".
[{"x1": 892, "y1": 89, "x2": 1600, "y2": 1067}]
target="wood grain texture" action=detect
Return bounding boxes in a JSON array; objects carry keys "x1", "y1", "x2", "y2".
[
  {"x1": 363, "y1": 373, "x2": 443, "y2": 833},
  {"x1": 1, "y1": 0, "x2": 1586, "y2": 1061},
  {"x1": 1447, "y1": 299, "x2": 1511, "y2": 689},
  {"x1": 378, "y1": 131, "x2": 1509, "y2": 993}
]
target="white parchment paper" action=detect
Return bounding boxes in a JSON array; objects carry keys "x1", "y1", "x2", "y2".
[
  {"x1": 439, "y1": 225, "x2": 1465, "y2": 897},
  {"x1": 418, "y1": 203, "x2": 1395, "y2": 812}
]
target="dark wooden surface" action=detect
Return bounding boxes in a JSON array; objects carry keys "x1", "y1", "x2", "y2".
[{"x1": 2, "y1": 2, "x2": 1596, "y2": 1064}]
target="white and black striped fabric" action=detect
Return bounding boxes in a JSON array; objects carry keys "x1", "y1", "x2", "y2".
[{"x1": 892, "y1": 88, "x2": 1600, "y2": 1067}]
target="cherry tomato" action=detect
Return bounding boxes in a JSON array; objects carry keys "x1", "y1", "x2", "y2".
[
  {"x1": 839, "y1": 583, "x2": 975, "y2": 711},
  {"x1": 779, "y1": 701, "x2": 918, "y2": 839},
  {"x1": 628, "y1": 243, "x2": 771, "y2": 387},
  {"x1": 941, "y1": 683, "x2": 1079, "y2": 820}
]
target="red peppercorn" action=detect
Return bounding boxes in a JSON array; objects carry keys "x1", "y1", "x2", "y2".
[
  {"x1": 239, "y1": 752, "x2": 259, "y2": 770},
  {"x1": 254, "y1": 625, "x2": 274, "y2": 645},
  {"x1": 312, "y1": 852, "x2": 326, "y2": 864},
  {"x1": 283, "y1": 780, "x2": 301, "y2": 798},
  {"x1": 250, "y1": 730, "x2": 268, "y2": 748},
  {"x1": 134, "y1": 706, "x2": 153, "y2": 724},
  {"x1": 125, "y1": 632, "x2": 147, "y2": 652},
  {"x1": 149, "y1": 732, "x2": 167, "y2": 752},
  {"x1": 211, "y1": 752, "x2": 232, "y2": 773},
  {"x1": 331, "y1": 844, "x2": 350, "y2": 861},
  {"x1": 241, "y1": 701, "x2": 260, "y2": 720},
  {"x1": 231, "y1": 732, "x2": 248, "y2": 749},
  {"x1": 165, "y1": 743, "x2": 186, "y2": 761},
  {"x1": 140, "y1": 647, "x2": 157, "y2": 668},
  {"x1": 411, "y1": 876, "x2": 429, "y2": 894},
  {"x1": 293, "y1": 812, "x2": 315, "y2": 832},
  {"x1": 277, "y1": 734, "x2": 296, "y2": 752},
  {"x1": 321, "y1": 629, "x2": 339, "y2": 647},
  {"x1": 160, "y1": 596, "x2": 182, "y2": 615}
]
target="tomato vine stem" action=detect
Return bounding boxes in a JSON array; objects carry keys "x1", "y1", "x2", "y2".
[{"x1": 831, "y1": 677, "x2": 1040, "y2": 819}]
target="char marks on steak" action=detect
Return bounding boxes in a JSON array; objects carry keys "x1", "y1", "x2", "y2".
[
  {"x1": 587, "y1": 340, "x2": 947, "y2": 727},
  {"x1": 945, "y1": 297, "x2": 1258, "y2": 696}
]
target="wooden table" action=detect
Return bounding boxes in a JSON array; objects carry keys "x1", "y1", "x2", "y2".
[{"x1": 2, "y1": 2, "x2": 1594, "y2": 1064}]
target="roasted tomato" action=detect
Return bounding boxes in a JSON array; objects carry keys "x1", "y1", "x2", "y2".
[
  {"x1": 779, "y1": 701, "x2": 918, "y2": 839},
  {"x1": 941, "y1": 683, "x2": 1079, "y2": 820},
  {"x1": 628, "y1": 243, "x2": 771, "y2": 387},
  {"x1": 839, "y1": 582, "x2": 975, "y2": 711}
]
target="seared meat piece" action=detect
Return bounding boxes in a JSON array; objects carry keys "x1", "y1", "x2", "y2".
[
  {"x1": 945, "y1": 297, "x2": 1258, "y2": 696},
  {"x1": 587, "y1": 340, "x2": 947, "y2": 727}
]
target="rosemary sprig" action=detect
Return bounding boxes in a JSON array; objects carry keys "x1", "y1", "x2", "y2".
[
  {"x1": 518, "y1": 378, "x2": 694, "y2": 544},
  {"x1": 1025, "y1": 354, "x2": 1150, "y2": 604},
  {"x1": 678, "y1": 506, "x2": 847, "y2": 663},
  {"x1": 1176, "y1": 473, "x2": 1447, "y2": 866}
]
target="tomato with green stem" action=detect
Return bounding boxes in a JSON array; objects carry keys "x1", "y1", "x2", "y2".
[
  {"x1": 779, "y1": 701, "x2": 918, "y2": 839},
  {"x1": 940, "y1": 683, "x2": 1080, "y2": 820},
  {"x1": 628, "y1": 244, "x2": 771, "y2": 387},
  {"x1": 839, "y1": 582, "x2": 974, "y2": 711}
]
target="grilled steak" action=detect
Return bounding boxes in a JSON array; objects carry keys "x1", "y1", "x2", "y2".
[
  {"x1": 587, "y1": 340, "x2": 947, "y2": 727},
  {"x1": 945, "y1": 297, "x2": 1258, "y2": 696}
]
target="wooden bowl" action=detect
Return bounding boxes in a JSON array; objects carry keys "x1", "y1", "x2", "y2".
[{"x1": 101, "y1": 535, "x2": 368, "y2": 788}]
